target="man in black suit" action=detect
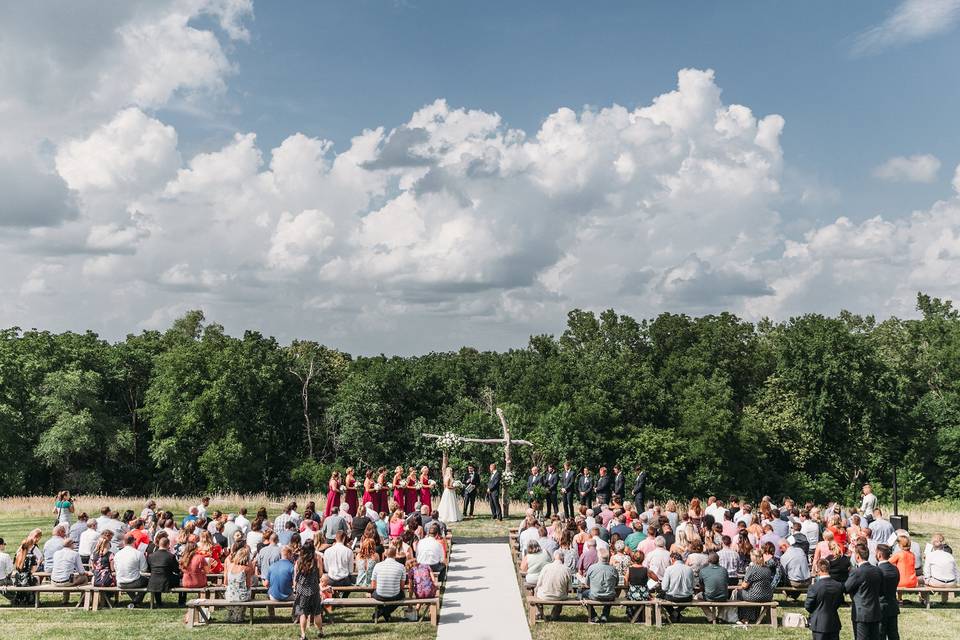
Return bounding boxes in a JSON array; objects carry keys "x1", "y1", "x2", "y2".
[
  {"x1": 462, "y1": 464, "x2": 480, "y2": 517},
  {"x1": 805, "y1": 559, "x2": 844, "y2": 640},
  {"x1": 487, "y1": 463, "x2": 502, "y2": 521},
  {"x1": 632, "y1": 467, "x2": 648, "y2": 508},
  {"x1": 543, "y1": 464, "x2": 559, "y2": 518},
  {"x1": 560, "y1": 461, "x2": 576, "y2": 518},
  {"x1": 611, "y1": 464, "x2": 625, "y2": 504},
  {"x1": 875, "y1": 545, "x2": 900, "y2": 640},
  {"x1": 844, "y1": 544, "x2": 882, "y2": 640},
  {"x1": 577, "y1": 467, "x2": 594, "y2": 507},
  {"x1": 526, "y1": 466, "x2": 542, "y2": 507},
  {"x1": 594, "y1": 466, "x2": 611, "y2": 505}
]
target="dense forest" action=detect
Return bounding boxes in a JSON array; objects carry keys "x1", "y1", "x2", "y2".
[{"x1": 2, "y1": 293, "x2": 959, "y2": 505}]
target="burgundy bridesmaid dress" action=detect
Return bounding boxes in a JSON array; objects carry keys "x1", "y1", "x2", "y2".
[
  {"x1": 323, "y1": 481, "x2": 340, "y2": 518},
  {"x1": 345, "y1": 476, "x2": 359, "y2": 516}
]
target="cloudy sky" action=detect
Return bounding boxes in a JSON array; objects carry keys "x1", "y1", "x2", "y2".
[{"x1": 3, "y1": 1, "x2": 960, "y2": 354}]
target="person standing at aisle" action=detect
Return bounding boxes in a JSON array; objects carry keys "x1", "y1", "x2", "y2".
[
  {"x1": 526, "y1": 466, "x2": 542, "y2": 508},
  {"x1": 543, "y1": 464, "x2": 559, "y2": 518},
  {"x1": 578, "y1": 467, "x2": 595, "y2": 507},
  {"x1": 595, "y1": 467, "x2": 612, "y2": 505},
  {"x1": 876, "y1": 545, "x2": 900, "y2": 640},
  {"x1": 845, "y1": 544, "x2": 882, "y2": 640},
  {"x1": 462, "y1": 464, "x2": 480, "y2": 518},
  {"x1": 611, "y1": 465, "x2": 625, "y2": 505},
  {"x1": 487, "y1": 464, "x2": 503, "y2": 521},
  {"x1": 805, "y1": 559, "x2": 844, "y2": 640},
  {"x1": 560, "y1": 462, "x2": 576, "y2": 519},
  {"x1": 632, "y1": 467, "x2": 648, "y2": 511}
]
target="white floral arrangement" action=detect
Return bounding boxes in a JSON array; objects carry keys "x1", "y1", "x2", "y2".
[
  {"x1": 428, "y1": 479, "x2": 437, "y2": 488},
  {"x1": 435, "y1": 431, "x2": 464, "y2": 452},
  {"x1": 453, "y1": 480, "x2": 464, "y2": 493},
  {"x1": 374, "y1": 483, "x2": 382, "y2": 490},
  {"x1": 339, "y1": 484, "x2": 346, "y2": 493},
  {"x1": 502, "y1": 470, "x2": 517, "y2": 485},
  {"x1": 415, "y1": 483, "x2": 423, "y2": 490}
]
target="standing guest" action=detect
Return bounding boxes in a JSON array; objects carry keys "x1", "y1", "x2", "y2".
[
  {"x1": 376, "y1": 467, "x2": 390, "y2": 514},
  {"x1": 612, "y1": 465, "x2": 625, "y2": 505},
  {"x1": 115, "y1": 534, "x2": 149, "y2": 607},
  {"x1": 462, "y1": 464, "x2": 480, "y2": 517},
  {"x1": 578, "y1": 467, "x2": 595, "y2": 507},
  {"x1": 224, "y1": 545, "x2": 254, "y2": 622},
  {"x1": 876, "y1": 545, "x2": 900, "y2": 640},
  {"x1": 370, "y1": 547, "x2": 406, "y2": 622},
  {"x1": 292, "y1": 540, "x2": 323, "y2": 640},
  {"x1": 844, "y1": 544, "x2": 882, "y2": 640},
  {"x1": 661, "y1": 551, "x2": 695, "y2": 623},
  {"x1": 147, "y1": 536, "x2": 181, "y2": 607},
  {"x1": 418, "y1": 466, "x2": 433, "y2": 512},
  {"x1": 805, "y1": 559, "x2": 844, "y2": 640},
  {"x1": 860, "y1": 486, "x2": 878, "y2": 523},
  {"x1": 53, "y1": 490, "x2": 75, "y2": 526},
  {"x1": 543, "y1": 464, "x2": 560, "y2": 518},
  {"x1": 323, "y1": 472, "x2": 342, "y2": 519},
  {"x1": 265, "y1": 545, "x2": 295, "y2": 602},
  {"x1": 595, "y1": 467, "x2": 612, "y2": 505},
  {"x1": 362, "y1": 469, "x2": 376, "y2": 510},
  {"x1": 50, "y1": 538, "x2": 88, "y2": 586},
  {"x1": 583, "y1": 548, "x2": 619, "y2": 624},
  {"x1": 560, "y1": 462, "x2": 577, "y2": 519},
  {"x1": 736, "y1": 549, "x2": 774, "y2": 626},
  {"x1": 487, "y1": 463, "x2": 503, "y2": 521},
  {"x1": 404, "y1": 469, "x2": 419, "y2": 515},
  {"x1": 344, "y1": 467, "x2": 359, "y2": 517},
  {"x1": 631, "y1": 468, "x2": 648, "y2": 513},
  {"x1": 526, "y1": 466, "x2": 543, "y2": 507},
  {"x1": 323, "y1": 531, "x2": 354, "y2": 590}
]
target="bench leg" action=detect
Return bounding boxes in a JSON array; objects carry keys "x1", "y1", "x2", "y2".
[
  {"x1": 431, "y1": 603, "x2": 438, "y2": 626},
  {"x1": 654, "y1": 602, "x2": 662, "y2": 627},
  {"x1": 188, "y1": 607, "x2": 195, "y2": 629},
  {"x1": 528, "y1": 603, "x2": 537, "y2": 626},
  {"x1": 770, "y1": 606, "x2": 778, "y2": 628}
]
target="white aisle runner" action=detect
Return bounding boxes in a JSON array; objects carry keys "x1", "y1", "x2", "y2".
[{"x1": 437, "y1": 541, "x2": 532, "y2": 640}]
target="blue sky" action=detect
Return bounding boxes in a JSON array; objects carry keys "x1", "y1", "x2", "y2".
[{"x1": 3, "y1": 0, "x2": 960, "y2": 353}]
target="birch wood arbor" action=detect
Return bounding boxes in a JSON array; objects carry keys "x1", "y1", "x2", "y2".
[{"x1": 423, "y1": 407, "x2": 532, "y2": 518}]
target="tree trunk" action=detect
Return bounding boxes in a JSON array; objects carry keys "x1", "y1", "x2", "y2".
[{"x1": 497, "y1": 408, "x2": 512, "y2": 518}]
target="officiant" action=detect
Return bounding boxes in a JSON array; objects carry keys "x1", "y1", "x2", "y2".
[{"x1": 462, "y1": 464, "x2": 480, "y2": 517}]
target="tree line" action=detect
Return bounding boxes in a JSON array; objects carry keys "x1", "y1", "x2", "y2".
[{"x1": 2, "y1": 294, "x2": 959, "y2": 505}]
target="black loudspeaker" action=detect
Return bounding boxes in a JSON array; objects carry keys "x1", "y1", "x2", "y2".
[{"x1": 890, "y1": 514, "x2": 909, "y2": 531}]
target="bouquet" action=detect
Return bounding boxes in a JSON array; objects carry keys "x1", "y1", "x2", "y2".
[
  {"x1": 374, "y1": 483, "x2": 382, "y2": 490},
  {"x1": 453, "y1": 480, "x2": 464, "y2": 494},
  {"x1": 415, "y1": 483, "x2": 423, "y2": 490},
  {"x1": 428, "y1": 480, "x2": 437, "y2": 489},
  {"x1": 339, "y1": 484, "x2": 346, "y2": 493}
]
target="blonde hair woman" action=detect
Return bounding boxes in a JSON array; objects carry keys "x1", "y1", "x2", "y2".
[{"x1": 224, "y1": 545, "x2": 254, "y2": 622}]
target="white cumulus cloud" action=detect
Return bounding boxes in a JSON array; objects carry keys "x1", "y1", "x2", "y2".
[{"x1": 872, "y1": 153, "x2": 941, "y2": 183}]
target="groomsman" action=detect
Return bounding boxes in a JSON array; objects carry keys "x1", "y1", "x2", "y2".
[
  {"x1": 487, "y1": 463, "x2": 503, "y2": 521},
  {"x1": 577, "y1": 467, "x2": 595, "y2": 506},
  {"x1": 543, "y1": 464, "x2": 559, "y2": 517},
  {"x1": 612, "y1": 464, "x2": 625, "y2": 504},
  {"x1": 462, "y1": 464, "x2": 480, "y2": 517},
  {"x1": 560, "y1": 462, "x2": 576, "y2": 518},
  {"x1": 595, "y1": 466, "x2": 612, "y2": 505},
  {"x1": 632, "y1": 466, "x2": 648, "y2": 507},
  {"x1": 526, "y1": 466, "x2": 543, "y2": 507}
]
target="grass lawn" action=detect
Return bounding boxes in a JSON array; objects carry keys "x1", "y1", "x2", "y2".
[{"x1": 0, "y1": 497, "x2": 958, "y2": 639}]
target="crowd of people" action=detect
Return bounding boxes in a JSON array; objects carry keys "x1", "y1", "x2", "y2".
[
  {"x1": 1, "y1": 488, "x2": 452, "y2": 640},
  {"x1": 515, "y1": 482, "x2": 959, "y2": 638}
]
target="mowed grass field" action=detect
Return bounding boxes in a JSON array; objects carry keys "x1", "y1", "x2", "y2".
[{"x1": 0, "y1": 496, "x2": 958, "y2": 640}]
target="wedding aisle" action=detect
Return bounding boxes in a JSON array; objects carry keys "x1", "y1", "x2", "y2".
[{"x1": 437, "y1": 540, "x2": 532, "y2": 640}]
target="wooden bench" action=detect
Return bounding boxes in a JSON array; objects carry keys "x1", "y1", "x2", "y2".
[
  {"x1": 526, "y1": 596, "x2": 656, "y2": 625},
  {"x1": 0, "y1": 584, "x2": 87, "y2": 608},
  {"x1": 185, "y1": 596, "x2": 441, "y2": 628},
  {"x1": 83, "y1": 584, "x2": 373, "y2": 610},
  {"x1": 897, "y1": 586, "x2": 960, "y2": 608},
  {"x1": 655, "y1": 599, "x2": 779, "y2": 627}
]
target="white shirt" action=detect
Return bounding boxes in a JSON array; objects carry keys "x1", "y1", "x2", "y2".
[
  {"x1": 246, "y1": 530, "x2": 263, "y2": 550},
  {"x1": 0, "y1": 551, "x2": 13, "y2": 579},
  {"x1": 416, "y1": 536, "x2": 445, "y2": 566},
  {"x1": 78, "y1": 528, "x2": 99, "y2": 557},
  {"x1": 594, "y1": 537, "x2": 609, "y2": 553},
  {"x1": 800, "y1": 519, "x2": 820, "y2": 543},
  {"x1": 234, "y1": 514, "x2": 250, "y2": 534},
  {"x1": 323, "y1": 543, "x2": 354, "y2": 581},
  {"x1": 114, "y1": 546, "x2": 147, "y2": 584},
  {"x1": 924, "y1": 549, "x2": 960, "y2": 584},
  {"x1": 365, "y1": 507, "x2": 380, "y2": 521},
  {"x1": 196, "y1": 504, "x2": 208, "y2": 520},
  {"x1": 644, "y1": 548, "x2": 671, "y2": 578},
  {"x1": 518, "y1": 527, "x2": 539, "y2": 558}
]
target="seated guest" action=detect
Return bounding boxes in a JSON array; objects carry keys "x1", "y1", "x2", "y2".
[
  {"x1": 736, "y1": 549, "x2": 774, "y2": 626},
  {"x1": 416, "y1": 524, "x2": 447, "y2": 580},
  {"x1": 660, "y1": 551, "x2": 694, "y2": 623},
  {"x1": 115, "y1": 534, "x2": 149, "y2": 606},
  {"x1": 923, "y1": 533, "x2": 959, "y2": 605},
  {"x1": 321, "y1": 509, "x2": 348, "y2": 545},
  {"x1": 78, "y1": 520, "x2": 98, "y2": 565},
  {"x1": 69, "y1": 512, "x2": 88, "y2": 545},
  {"x1": 697, "y1": 551, "x2": 736, "y2": 623},
  {"x1": 50, "y1": 538, "x2": 88, "y2": 586},
  {"x1": 90, "y1": 533, "x2": 116, "y2": 587},
  {"x1": 577, "y1": 539, "x2": 599, "y2": 578},
  {"x1": 869, "y1": 509, "x2": 895, "y2": 545},
  {"x1": 534, "y1": 551, "x2": 571, "y2": 621},
  {"x1": 406, "y1": 557, "x2": 437, "y2": 600},
  {"x1": 780, "y1": 535, "x2": 812, "y2": 599},
  {"x1": 537, "y1": 526, "x2": 558, "y2": 557},
  {"x1": 42, "y1": 525, "x2": 67, "y2": 570},
  {"x1": 323, "y1": 531, "x2": 355, "y2": 590},
  {"x1": 278, "y1": 520, "x2": 297, "y2": 546},
  {"x1": 624, "y1": 520, "x2": 645, "y2": 551},
  {"x1": 558, "y1": 531, "x2": 578, "y2": 576},
  {"x1": 355, "y1": 538, "x2": 379, "y2": 586},
  {"x1": 0, "y1": 538, "x2": 13, "y2": 595},
  {"x1": 890, "y1": 535, "x2": 918, "y2": 588},
  {"x1": 224, "y1": 544, "x2": 255, "y2": 623},
  {"x1": 609, "y1": 540, "x2": 631, "y2": 583},
  {"x1": 351, "y1": 508, "x2": 372, "y2": 542},
  {"x1": 520, "y1": 540, "x2": 550, "y2": 587},
  {"x1": 147, "y1": 536, "x2": 181, "y2": 607},
  {"x1": 370, "y1": 547, "x2": 406, "y2": 622},
  {"x1": 265, "y1": 545, "x2": 295, "y2": 601},
  {"x1": 644, "y1": 536, "x2": 671, "y2": 579},
  {"x1": 256, "y1": 532, "x2": 281, "y2": 584},
  {"x1": 583, "y1": 548, "x2": 619, "y2": 624},
  {"x1": 624, "y1": 550, "x2": 651, "y2": 622}
]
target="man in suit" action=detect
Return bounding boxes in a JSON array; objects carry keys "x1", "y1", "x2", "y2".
[
  {"x1": 804, "y1": 559, "x2": 844, "y2": 640},
  {"x1": 526, "y1": 466, "x2": 542, "y2": 508},
  {"x1": 487, "y1": 463, "x2": 502, "y2": 521},
  {"x1": 577, "y1": 467, "x2": 595, "y2": 507},
  {"x1": 611, "y1": 464, "x2": 625, "y2": 505},
  {"x1": 844, "y1": 544, "x2": 882, "y2": 640},
  {"x1": 543, "y1": 464, "x2": 559, "y2": 518},
  {"x1": 462, "y1": 464, "x2": 480, "y2": 518},
  {"x1": 560, "y1": 462, "x2": 576, "y2": 518},
  {"x1": 875, "y1": 545, "x2": 900, "y2": 640},
  {"x1": 594, "y1": 466, "x2": 611, "y2": 505},
  {"x1": 632, "y1": 467, "x2": 648, "y2": 508}
]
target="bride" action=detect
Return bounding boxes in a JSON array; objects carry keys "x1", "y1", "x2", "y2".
[{"x1": 438, "y1": 466, "x2": 462, "y2": 523}]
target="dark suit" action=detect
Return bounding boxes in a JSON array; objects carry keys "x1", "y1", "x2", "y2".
[
  {"x1": 577, "y1": 474, "x2": 594, "y2": 506},
  {"x1": 543, "y1": 471, "x2": 559, "y2": 517},
  {"x1": 595, "y1": 474, "x2": 611, "y2": 504},
  {"x1": 487, "y1": 471, "x2": 502, "y2": 520},
  {"x1": 804, "y1": 576, "x2": 844, "y2": 640},
  {"x1": 612, "y1": 473, "x2": 625, "y2": 503},
  {"x1": 560, "y1": 468, "x2": 576, "y2": 517},
  {"x1": 146, "y1": 549, "x2": 181, "y2": 606},
  {"x1": 462, "y1": 470, "x2": 480, "y2": 516},
  {"x1": 526, "y1": 474, "x2": 542, "y2": 507},
  {"x1": 844, "y1": 562, "x2": 882, "y2": 640},
  {"x1": 877, "y1": 562, "x2": 900, "y2": 640},
  {"x1": 632, "y1": 471, "x2": 648, "y2": 507}
]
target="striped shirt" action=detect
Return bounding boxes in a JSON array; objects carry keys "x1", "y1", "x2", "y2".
[{"x1": 371, "y1": 559, "x2": 406, "y2": 597}]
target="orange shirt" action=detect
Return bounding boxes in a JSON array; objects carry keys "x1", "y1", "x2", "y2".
[{"x1": 890, "y1": 550, "x2": 918, "y2": 587}]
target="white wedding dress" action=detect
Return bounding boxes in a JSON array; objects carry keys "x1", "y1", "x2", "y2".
[{"x1": 438, "y1": 477, "x2": 462, "y2": 523}]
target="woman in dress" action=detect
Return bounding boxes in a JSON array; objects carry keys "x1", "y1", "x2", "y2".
[
  {"x1": 292, "y1": 540, "x2": 324, "y2": 640},
  {"x1": 224, "y1": 544, "x2": 254, "y2": 622},
  {"x1": 322, "y1": 471, "x2": 341, "y2": 518},
  {"x1": 438, "y1": 466, "x2": 462, "y2": 523},
  {"x1": 12, "y1": 538, "x2": 40, "y2": 605},
  {"x1": 354, "y1": 538, "x2": 379, "y2": 586},
  {"x1": 376, "y1": 467, "x2": 389, "y2": 513},
  {"x1": 388, "y1": 510, "x2": 405, "y2": 539},
  {"x1": 344, "y1": 467, "x2": 359, "y2": 516},
  {"x1": 403, "y1": 469, "x2": 418, "y2": 515},
  {"x1": 361, "y1": 469, "x2": 375, "y2": 511},
  {"x1": 197, "y1": 530, "x2": 223, "y2": 577},
  {"x1": 391, "y1": 466, "x2": 404, "y2": 510},
  {"x1": 419, "y1": 466, "x2": 433, "y2": 511},
  {"x1": 179, "y1": 542, "x2": 209, "y2": 623},
  {"x1": 626, "y1": 550, "x2": 651, "y2": 623},
  {"x1": 736, "y1": 549, "x2": 773, "y2": 626},
  {"x1": 53, "y1": 490, "x2": 75, "y2": 527}
]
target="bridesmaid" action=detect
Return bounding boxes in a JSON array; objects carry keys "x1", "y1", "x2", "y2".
[
  {"x1": 322, "y1": 471, "x2": 341, "y2": 518},
  {"x1": 419, "y1": 466, "x2": 432, "y2": 511},
  {"x1": 376, "y1": 467, "x2": 389, "y2": 513},
  {"x1": 344, "y1": 467, "x2": 359, "y2": 516},
  {"x1": 391, "y1": 466, "x2": 405, "y2": 510},
  {"x1": 361, "y1": 470, "x2": 375, "y2": 511},
  {"x1": 403, "y1": 468, "x2": 418, "y2": 515}
]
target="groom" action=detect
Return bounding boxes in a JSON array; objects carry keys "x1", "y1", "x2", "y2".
[
  {"x1": 487, "y1": 463, "x2": 503, "y2": 521},
  {"x1": 462, "y1": 464, "x2": 481, "y2": 517}
]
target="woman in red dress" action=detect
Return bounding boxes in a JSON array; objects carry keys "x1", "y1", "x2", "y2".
[
  {"x1": 376, "y1": 467, "x2": 389, "y2": 513},
  {"x1": 391, "y1": 466, "x2": 405, "y2": 510},
  {"x1": 361, "y1": 469, "x2": 375, "y2": 511},
  {"x1": 403, "y1": 468, "x2": 418, "y2": 514},
  {"x1": 344, "y1": 467, "x2": 359, "y2": 516},
  {"x1": 419, "y1": 466, "x2": 433, "y2": 511},
  {"x1": 322, "y1": 471, "x2": 341, "y2": 518}
]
